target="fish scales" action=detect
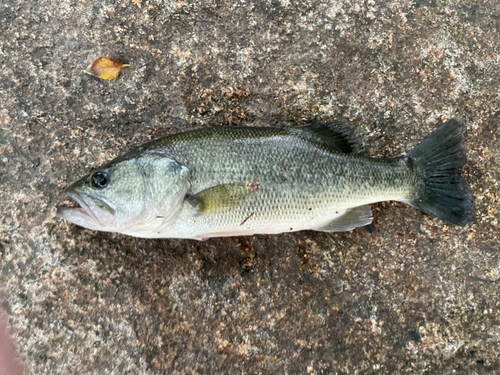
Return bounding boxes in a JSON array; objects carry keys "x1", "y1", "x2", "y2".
[
  {"x1": 58, "y1": 119, "x2": 474, "y2": 239},
  {"x1": 145, "y1": 128, "x2": 412, "y2": 237}
]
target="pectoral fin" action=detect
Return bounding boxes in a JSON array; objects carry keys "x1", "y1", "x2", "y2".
[
  {"x1": 186, "y1": 184, "x2": 250, "y2": 214},
  {"x1": 316, "y1": 205, "x2": 373, "y2": 232}
]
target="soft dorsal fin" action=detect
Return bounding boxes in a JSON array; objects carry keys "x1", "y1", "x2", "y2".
[
  {"x1": 292, "y1": 122, "x2": 363, "y2": 154},
  {"x1": 315, "y1": 205, "x2": 373, "y2": 232}
]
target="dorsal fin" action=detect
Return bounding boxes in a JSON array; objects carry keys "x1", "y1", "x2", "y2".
[{"x1": 292, "y1": 122, "x2": 363, "y2": 154}]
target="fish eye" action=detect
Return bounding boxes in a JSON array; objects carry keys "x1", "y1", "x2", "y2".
[{"x1": 90, "y1": 170, "x2": 110, "y2": 189}]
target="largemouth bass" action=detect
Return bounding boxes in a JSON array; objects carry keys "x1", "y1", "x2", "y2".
[{"x1": 57, "y1": 119, "x2": 475, "y2": 239}]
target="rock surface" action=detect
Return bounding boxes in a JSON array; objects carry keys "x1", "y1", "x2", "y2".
[{"x1": 1, "y1": 0, "x2": 499, "y2": 373}]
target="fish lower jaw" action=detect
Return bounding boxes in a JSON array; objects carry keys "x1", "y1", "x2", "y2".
[{"x1": 57, "y1": 193, "x2": 114, "y2": 231}]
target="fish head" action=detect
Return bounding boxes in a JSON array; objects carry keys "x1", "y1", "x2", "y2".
[
  {"x1": 57, "y1": 153, "x2": 190, "y2": 234},
  {"x1": 57, "y1": 158, "x2": 147, "y2": 232}
]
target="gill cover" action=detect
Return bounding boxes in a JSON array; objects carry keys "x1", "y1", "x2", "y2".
[{"x1": 132, "y1": 151, "x2": 190, "y2": 234}]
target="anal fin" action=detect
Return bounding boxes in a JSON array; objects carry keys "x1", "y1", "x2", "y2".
[{"x1": 316, "y1": 205, "x2": 373, "y2": 232}]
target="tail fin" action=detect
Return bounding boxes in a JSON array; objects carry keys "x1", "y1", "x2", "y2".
[{"x1": 407, "y1": 118, "x2": 475, "y2": 226}]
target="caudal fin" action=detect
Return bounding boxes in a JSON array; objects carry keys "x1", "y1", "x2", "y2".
[{"x1": 407, "y1": 118, "x2": 475, "y2": 226}]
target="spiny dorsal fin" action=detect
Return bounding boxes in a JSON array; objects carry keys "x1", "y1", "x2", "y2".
[
  {"x1": 293, "y1": 122, "x2": 363, "y2": 154},
  {"x1": 186, "y1": 184, "x2": 250, "y2": 214},
  {"x1": 315, "y1": 205, "x2": 373, "y2": 232}
]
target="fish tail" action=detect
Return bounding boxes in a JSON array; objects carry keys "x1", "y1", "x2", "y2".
[{"x1": 406, "y1": 118, "x2": 475, "y2": 226}]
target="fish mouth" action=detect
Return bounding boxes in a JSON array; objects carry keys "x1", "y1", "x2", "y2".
[{"x1": 57, "y1": 192, "x2": 115, "y2": 231}]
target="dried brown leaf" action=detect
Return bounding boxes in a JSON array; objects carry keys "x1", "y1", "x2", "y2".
[{"x1": 89, "y1": 57, "x2": 130, "y2": 81}]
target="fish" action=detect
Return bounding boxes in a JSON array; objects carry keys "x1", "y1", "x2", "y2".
[{"x1": 57, "y1": 118, "x2": 475, "y2": 240}]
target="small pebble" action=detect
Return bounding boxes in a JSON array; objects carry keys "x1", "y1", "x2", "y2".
[{"x1": 2, "y1": 157, "x2": 8, "y2": 163}]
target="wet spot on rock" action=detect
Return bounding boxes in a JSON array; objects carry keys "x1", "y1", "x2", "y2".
[{"x1": 408, "y1": 330, "x2": 421, "y2": 342}]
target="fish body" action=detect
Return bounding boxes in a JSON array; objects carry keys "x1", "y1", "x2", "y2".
[{"x1": 57, "y1": 119, "x2": 474, "y2": 239}]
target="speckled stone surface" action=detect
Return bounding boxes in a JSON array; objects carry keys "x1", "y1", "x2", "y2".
[{"x1": 1, "y1": 0, "x2": 499, "y2": 373}]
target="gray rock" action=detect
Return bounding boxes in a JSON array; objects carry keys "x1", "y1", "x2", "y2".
[{"x1": 1, "y1": 0, "x2": 499, "y2": 373}]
